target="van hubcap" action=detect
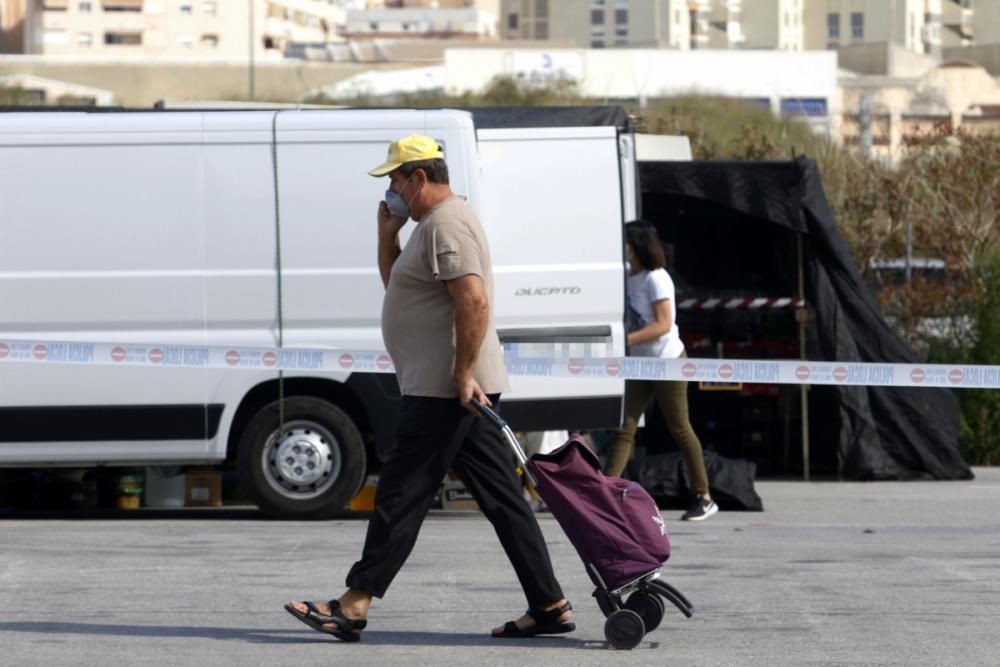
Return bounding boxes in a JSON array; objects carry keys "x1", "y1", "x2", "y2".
[{"x1": 263, "y1": 420, "x2": 341, "y2": 500}]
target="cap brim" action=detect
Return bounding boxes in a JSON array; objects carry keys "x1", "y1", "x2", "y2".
[{"x1": 368, "y1": 161, "x2": 401, "y2": 177}]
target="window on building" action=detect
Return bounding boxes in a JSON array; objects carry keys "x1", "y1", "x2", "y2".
[
  {"x1": 201, "y1": 33, "x2": 218, "y2": 47},
  {"x1": 179, "y1": 2, "x2": 192, "y2": 13},
  {"x1": 103, "y1": 0, "x2": 142, "y2": 11},
  {"x1": 78, "y1": 1, "x2": 92, "y2": 12},
  {"x1": 42, "y1": 28, "x2": 68, "y2": 44},
  {"x1": 827, "y1": 13, "x2": 839, "y2": 39},
  {"x1": 203, "y1": 0, "x2": 216, "y2": 15},
  {"x1": 591, "y1": 9, "x2": 604, "y2": 25},
  {"x1": 535, "y1": 0, "x2": 547, "y2": 18},
  {"x1": 78, "y1": 32, "x2": 92, "y2": 46},
  {"x1": 851, "y1": 12, "x2": 863, "y2": 39},
  {"x1": 615, "y1": 26, "x2": 627, "y2": 37},
  {"x1": 507, "y1": 13, "x2": 518, "y2": 30},
  {"x1": 591, "y1": 39, "x2": 605, "y2": 48},
  {"x1": 591, "y1": 0, "x2": 604, "y2": 6},
  {"x1": 40, "y1": 0, "x2": 68, "y2": 11},
  {"x1": 535, "y1": 21, "x2": 548, "y2": 39},
  {"x1": 104, "y1": 31, "x2": 141, "y2": 45},
  {"x1": 615, "y1": 9, "x2": 627, "y2": 24}
]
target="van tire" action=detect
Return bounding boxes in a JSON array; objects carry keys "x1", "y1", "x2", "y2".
[{"x1": 237, "y1": 397, "x2": 366, "y2": 520}]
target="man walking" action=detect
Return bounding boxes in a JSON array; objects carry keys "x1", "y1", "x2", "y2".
[{"x1": 286, "y1": 135, "x2": 574, "y2": 642}]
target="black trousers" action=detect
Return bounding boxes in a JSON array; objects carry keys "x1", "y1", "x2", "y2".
[{"x1": 345, "y1": 395, "x2": 564, "y2": 607}]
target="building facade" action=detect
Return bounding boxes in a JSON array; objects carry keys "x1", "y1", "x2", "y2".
[
  {"x1": 738, "y1": 0, "x2": 805, "y2": 51},
  {"x1": 342, "y1": 6, "x2": 497, "y2": 40},
  {"x1": 445, "y1": 47, "x2": 839, "y2": 132},
  {"x1": 1, "y1": 0, "x2": 26, "y2": 53},
  {"x1": 21, "y1": 0, "x2": 346, "y2": 58},
  {"x1": 805, "y1": 0, "x2": 942, "y2": 55},
  {"x1": 940, "y1": 0, "x2": 973, "y2": 48},
  {"x1": 501, "y1": 0, "x2": 691, "y2": 50}
]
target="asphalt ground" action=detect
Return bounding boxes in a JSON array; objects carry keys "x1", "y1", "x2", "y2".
[{"x1": 2, "y1": 468, "x2": 998, "y2": 666}]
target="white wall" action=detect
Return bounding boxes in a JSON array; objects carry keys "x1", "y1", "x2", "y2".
[{"x1": 444, "y1": 47, "x2": 838, "y2": 114}]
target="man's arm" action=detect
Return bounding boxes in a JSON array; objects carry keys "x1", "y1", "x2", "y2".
[
  {"x1": 377, "y1": 201, "x2": 406, "y2": 289},
  {"x1": 445, "y1": 273, "x2": 491, "y2": 410}
]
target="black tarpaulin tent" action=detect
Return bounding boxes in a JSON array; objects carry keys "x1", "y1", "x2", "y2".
[{"x1": 639, "y1": 157, "x2": 972, "y2": 480}]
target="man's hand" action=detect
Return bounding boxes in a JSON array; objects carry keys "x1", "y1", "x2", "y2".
[
  {"x1": 377, "y1": 201, "x2": 407, "y2": 288},
  {"x1": 456, "y1": 373, "x2": 490, "y2": 413},
  {"x1": 377, "y1": 201, "x2": 407, "y2": 239}
]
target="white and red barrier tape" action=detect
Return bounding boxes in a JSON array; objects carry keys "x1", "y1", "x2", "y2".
[
  {"x1": 677, "y1": 297, "x2": 806, "y2": 310},
  {"x1": 1, "y1": 338, "x2": 998, "y2": 390}
]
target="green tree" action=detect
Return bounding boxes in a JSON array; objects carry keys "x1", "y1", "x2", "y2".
[{"x1": 0, "y1": 82, "x2": 29, "y2": 105}]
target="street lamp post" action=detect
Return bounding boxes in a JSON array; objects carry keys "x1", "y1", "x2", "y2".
[{"x1": 249, "y1": 0, "x2": 256, "y2": 100}]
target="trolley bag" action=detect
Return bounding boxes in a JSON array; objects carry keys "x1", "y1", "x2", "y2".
[
  {"x1": 470, "y1": 399, "x2": 693, "y2": 650},
  {"x1": 530, "y1": 436, "x2": 670, "y2": 590}
]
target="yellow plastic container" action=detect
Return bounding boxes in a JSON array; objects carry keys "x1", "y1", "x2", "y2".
[
  {"x1": 349, "y1": 477, "x2": 378, "y2": 511},
  {"x1": 116, "y1": 473, "x2": 144, "y2": 509}
]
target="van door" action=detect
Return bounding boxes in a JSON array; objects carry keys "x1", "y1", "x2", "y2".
[
  {"x1": 476, "y1": 126, "x2": 627, "y2": 431},
  {"x1": 0, "y1": 112, "x2": 212, "y2": 463}
]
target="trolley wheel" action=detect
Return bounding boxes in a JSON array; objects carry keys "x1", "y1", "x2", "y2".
[
  {"x1": 604, "y1": 609, "x2": 645, "y2": 650},
  {"x1": 625, "y1": 590, "x2": 666, "y2": 632}
]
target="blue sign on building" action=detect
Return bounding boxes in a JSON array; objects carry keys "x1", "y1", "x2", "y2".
[{"x1": 781, "y1": 98, "x2": 828, "y2": 117}]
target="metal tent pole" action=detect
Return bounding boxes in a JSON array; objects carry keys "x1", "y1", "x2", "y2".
[{"x1": 797, "y1": 233, "x2": 810, "y2": 481}]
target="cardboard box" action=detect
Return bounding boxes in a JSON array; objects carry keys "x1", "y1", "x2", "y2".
[{"x1": 185, "y1": 470, "x2": 222, "y2": 507}]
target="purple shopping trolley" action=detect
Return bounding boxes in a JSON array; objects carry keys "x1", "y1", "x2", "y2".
[{"x1": 471, "y1": 400, "x2": 694, "y2": 650}]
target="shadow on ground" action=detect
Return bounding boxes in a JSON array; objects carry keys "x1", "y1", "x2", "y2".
[{"x1": 0, "y1": 621, "x2": 659, "y2": 650}]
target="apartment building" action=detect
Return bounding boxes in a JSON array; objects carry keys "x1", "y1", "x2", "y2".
[
  {"x1": 1, "y1": 0, "x2": 26, "y2": 52},
  {"x1": 342, "y1": 5, "x2": 497, "y2": 39},
  {"x1": 738, "y1": 0, "x2": 805, "y2": 51},
  {"x1": 501, "y1": 0, "x2": 691, "y2": 49},
  {"x1": 939, "y1": 0, "x2": 973, "y2": 47},
  {"x1": 20, "y1": 0, "x2": 346, "y2": 58},
  {"x1": 805, "y1": 0, "x2": 941, "y2": 55},
  {"x1": 375, "y1": 0, "x2": 499, "y2": 11},
  {"x1": 971, "y1": 0, "x2": 998, "y2": 45}
]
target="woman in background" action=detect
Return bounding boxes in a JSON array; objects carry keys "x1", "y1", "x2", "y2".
[{"x1": 605, "y1": 221, "x2": 718, "y2": 522}]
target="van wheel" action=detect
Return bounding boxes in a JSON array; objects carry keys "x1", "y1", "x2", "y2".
[{"x1": 237, "y1": 397, "x2": 366, "y2": 520}]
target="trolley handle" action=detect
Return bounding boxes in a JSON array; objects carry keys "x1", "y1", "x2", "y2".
[
  {"x1": 469, "y1": 398, "x2": 506, "y2": 430},
  {"x1": 470, "y1": 398, "x2": 536, "y2": 487}
]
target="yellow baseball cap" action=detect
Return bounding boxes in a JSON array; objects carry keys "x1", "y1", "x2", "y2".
[{"x1": 368, "y1": 134, "x2": 444, "y2": 177}]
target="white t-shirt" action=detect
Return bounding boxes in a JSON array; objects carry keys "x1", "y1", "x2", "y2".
[{"x1": 627, "y1": 268, "x2": 685, "y2": 359}]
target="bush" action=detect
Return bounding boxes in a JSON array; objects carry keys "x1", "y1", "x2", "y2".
[
  {"x1": 0, "y1": 83, "x2": 29, "y2": 105},
  {"x1": 928, "y1": 255, "x2": 1000, "y2": 465},
  {"x1": 304, "y1": 74, "x2": 583, "y2": 109}
]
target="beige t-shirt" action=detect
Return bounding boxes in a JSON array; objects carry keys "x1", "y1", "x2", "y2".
[{"x1": 381, "y1": 196, "x2": 511, "y2": 398}]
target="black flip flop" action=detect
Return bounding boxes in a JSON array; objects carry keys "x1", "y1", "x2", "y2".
[{"x1": 284, "y1": 599, "x2": 367, "y2": 642}]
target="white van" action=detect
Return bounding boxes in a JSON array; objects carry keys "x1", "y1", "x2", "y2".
[{"x1": 0, "y1": 108, "x2": 637, "y2": 518}]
